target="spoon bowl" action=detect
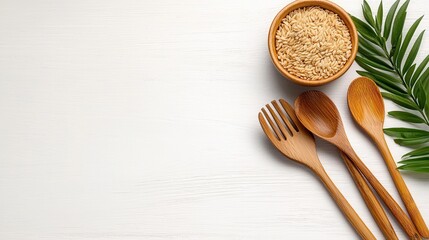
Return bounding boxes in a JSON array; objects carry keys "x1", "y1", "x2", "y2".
[
  {"x1": 294, "y1": 91, "x2": 340, "y2": 139},
  {"x1": 347, "y1": 77, "x2": 385, "y2": 130}
]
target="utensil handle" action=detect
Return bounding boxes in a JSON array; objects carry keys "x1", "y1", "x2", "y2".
[
  {"x1": 341, "y1": 152, "x2": 398, "y2": 240},
  {"x1": 375, "y1": 137, "x2": 429, "y2": 238},
  {"x1": 315, "y1": 168, "x2": 376, "y2": 240},
  {"x1": 343, "y1": 148, "x2": 421, "y2": 240}
]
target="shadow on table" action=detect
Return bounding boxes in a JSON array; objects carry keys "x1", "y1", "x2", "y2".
[
  {"x1": 264, "y1": 62, "x2": 340, "y2": 102},
  {"x1": 401, "y1": 171, "x2": 429, "y2": 181},
  {"x1": 256, "y1": 130, "x2": 358, "y2": 236}
]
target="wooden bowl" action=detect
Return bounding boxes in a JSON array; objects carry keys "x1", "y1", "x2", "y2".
[{"x1": 268, "y1": 0, "x2": 358, "y2": 86}]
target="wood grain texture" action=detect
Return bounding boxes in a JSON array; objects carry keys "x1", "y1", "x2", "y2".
[
  {"x1": 341, "y1": 152, "x2": 397, "y2": 240},
  {"x1": 0, "y1": 0, "x2": 428, "y2": 239}
]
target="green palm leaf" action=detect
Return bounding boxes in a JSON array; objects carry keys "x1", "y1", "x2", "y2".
[
  {"x1": 353, "y1": 0, "x2": 429, "y2": 172},
  {"x1": 425, "y1": 88, "x2": 429, "y2": 118},
  {"x1": 410, "y1": 55, "x2": 429, "y2": 85},
  {"x1": 399, "y1": 157, "x2": 429, "y2": 165},
  {"x1": 351, "y1": 16, "x2": 379, "y2": 44},
  {"x1": 403, "y1": 30, "x2": 425, "y2": 73},
  {"x1": 398, "y1": 163, "x2": 429, "y2": 172},
  {"x1": 412, "y1": 65, "x2": 429, "y2": 88},
  {"x1": 375, "y1": 1, "x2": 383, "y2": 32},
  {"x1": 363, "y1": 0, "x2": 376, "y2": 27},
  {"x1": 403, "y1": 146, "x2": 429, "y2": 159},
  {"x1": 358, "y1": 46, "x2": 392, "y2": 69},
  {"x1": 393, "y1": 34, "x2": 403, "y2": 64},
  {"x1": 394, "y1": 137, "x2": 429, "y2": 147},
  {"x1": 384, "y1": 128, "x2": 429, "y2": 138},
  {"x1": 414, "y1": 82, "x2": 427, "y2": 109},
  {"x1": 383, "y1": 0, "x2": 400, "y2": 39},
  {"x1": 404, "y1": 64, "x2": 416, "y2": 84},
  {"x1": 391, "y1": 0, "x2": 410, "y2": 48},
  {"x1": 382, "y1": 92, "x2": 419, "y2": 110},
  {"x1": 396, "y1": 16, "x2": 424, "y2": 68},
  {"x1": 359, "y1": 35, "x2": 385, "y2": 56},
  {"x1": 388, "y1": 111, "x2": 426, "y2": 123},
  {"x1": 356, "y1": 55, "x2": 394, "y2": 71}
]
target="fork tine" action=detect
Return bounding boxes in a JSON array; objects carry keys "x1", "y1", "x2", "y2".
[
  {"x1": 258, "y1": 112, "x2": 280, "y2": 143},
  {"x1": 279, "y1": 99, "x2": 302, "y2": 131},
  {"x1": 272, "y1": 100, "x2": 296, "y2": 135},
  {"x1": 261, "y1": 108, "x2": 284, "y2": 140},
  {"x1": 266, "y1": 104, "x2": 290, "y2": 138}
]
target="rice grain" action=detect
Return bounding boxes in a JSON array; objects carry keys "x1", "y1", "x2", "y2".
[{"x1": 275, "y1": 6, "x2": 352, "y2": 81}]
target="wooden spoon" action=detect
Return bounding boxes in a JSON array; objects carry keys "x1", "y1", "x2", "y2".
[
  {"x1": 340, "y1": 152, "x2": 398, "y2": 240},
  {"x1": 348, "y1": 77, "x2": 429, "y2": 238},
  {"x1": 295, "y1": 90, "x2": 421, "y2": 240}
]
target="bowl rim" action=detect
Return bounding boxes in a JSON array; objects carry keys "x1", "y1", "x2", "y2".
[{"x1": 268, "y1": 0, "x2": 358, "y2": 86}]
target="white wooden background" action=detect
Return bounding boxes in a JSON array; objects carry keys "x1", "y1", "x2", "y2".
[{"x1": 0, "y1": 0, "x2": 428, "y2": 239}]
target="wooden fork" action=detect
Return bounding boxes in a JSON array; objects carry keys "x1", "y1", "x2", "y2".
[{"x1": 258, "y1": 99, "x2": 375, "y2": 240}]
